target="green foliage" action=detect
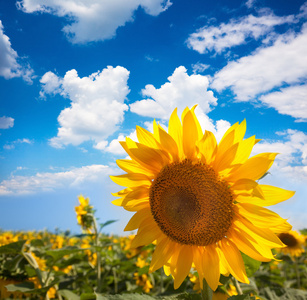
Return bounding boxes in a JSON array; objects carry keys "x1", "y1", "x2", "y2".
[
  {"x1": 0, "y1": 227, "x2": 306, "y2": 300},
  {"x1": 241, "y1": 253, "x2": 262, "y2": 278}
]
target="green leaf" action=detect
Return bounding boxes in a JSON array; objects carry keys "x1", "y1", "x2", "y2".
[
  {"x1": 6, "y1": 280, "x2": 60, "y2": 295},
  {"x1": 81, "y1": 293, "x2": 98, "y2": 300},
  {"x1": 96, "y1": 294, "x2": 155, "y2": 299},
  {"x1": 30, "y1": 239, "x2": 45, "y2": 247},
  {"x1": 281, "y1": 288, "x2": 307, "y2": 299},
  {"x1": 5, "y1": 281, "x2": 35, "y2": 293},
  {"x1": 228, "y1": 295, "x2": 250, "y2": 300},
  {"x1": 95, "y1": 294, "x2": 108, "y2": 300},
  {"x1": 137, "y1": 265, "x2": 150, "y2": 276},
  {"x1": 58, "y1": 289, "x2": 80, "y2": 300},
  {"x1": 241, "y1": 252, "x2": 262, "y2": 277},
  {"x1": 0, "y1": 240, "x2": 27, "y2": 254},
  {"x1": 25, "y1": 264, "x2": 37, "y2": 277},
  {"x1": 100, "y1": 220, "x2": 118, "y2": 231},
  {"x1": 45, "y1": 246, "x2": 83, "y2": 261}
]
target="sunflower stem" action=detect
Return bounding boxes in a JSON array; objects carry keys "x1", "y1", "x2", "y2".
[
  {"x1": 201, "y1": 278, "x2": 213, "y2": 300},
  {"x1": 233, "y1": 278, "x2": 243, "y2": 295},
  {"x1": 294, "y1": 258, "x2": 301, "y2": 289}
]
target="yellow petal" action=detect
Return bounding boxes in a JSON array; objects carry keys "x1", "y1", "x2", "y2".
[
  {"x1": 214, "y1": 142, "x2": 239, "y2": 172},
  {"x1": 158, "y1": 125, "x2": 179, "y2": 162},
  {"x1": 227, "y1": 153, "x2": 278, "y2": 182},
  {"x1": 110, "y1": 173, "x2": 151, "y2": 187},
  {"x1": 259, "y1": 185, "x2": 295, "y2": 206},
  {"x1": 270, "y1": 221, "x2": 292, "y2": 234},
  {"x1": 192, "y1": 247, "x2": 204, "y2": 289},
  {"x1": 232, "y1": 178, "x2": 264, "y2": 199},
  {"x1": 181, "y1": 107, "x2": 190, "y2": 122},
  {"x1": 163, "y1": 264, "x2": 171, "y2": 277},
  {"x1": 198, "y1": 130, "x2": 217, "y2": 164},
  {"x1": 202, "y1": 244, "x2": 220, "y2": 291},
  {"x1": 233, "y1": 224, "x2": 274, "y2": 259},
  {"x1": 220, "y1": 122, "x2": 238, "y2": 142},
  {"x1": 191, "y1": 105, "x2": 203, "y2": 140},
  {"x1": 236, "y1": 203, "x2": 286, "y2": 228},
  {"x1": 235, "y1": 184, "x2": 295, "y2": 207},
  {"x1": 116, "y1": 159, "x2": 154, "y2": 177},
  {"x1": 124, "y1": 207, "x2": 152, "y2": 231},
  {"x1": 120, "y1": 140, "x2": 155, "y2": 172},
  {"x1": 111, "y1": 187, "x2": 131, "y2": 197},
  {"x1": 124, "y1": 199, "x2": 149, "y2": 212},
  {"x1": 131, "y1": 220, "x2": 161, "y2": 248},
  {"x1": 152, "y1": 119, "x2": 160, "y2": 141},
  {"x1": 182, "y1": 110, "x2": 198, "y2": 159},
  {"x1": 219, "y1": 239, "x2": 249, "y2": 283},
  {"x1": 150, "y1": 237, "x2": 175, "y2": 272},
  {"x1": 219, "y1": 120, "x2": 246, "y2": 149},
  {"x1": 129, "y1": 142, "x2": 170, "y2": 173},
  {"x1": 234, "y1": 215, "x2": 284, "y2": 248},
  {"x1": 228, "y1": 229, "x2": 272, "y2": 261},
  {"x1": 231, "y1": 135, "x2": 256, "y2": 165},
  {"x1": 168, "y1": 108, "x2": 183, "y2": 159},
  {"x1": 173, "y1": 245, "x2": 193, "y2": 289},
  {"x1": 136, "y1": 125, "x2": 160, "y2": 149},
  {"x1": 122, "y1": 186, "x2": 150, "y2": 201}
]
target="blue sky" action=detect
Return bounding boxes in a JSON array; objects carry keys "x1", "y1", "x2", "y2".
[{"x1": 0, "y1": 0, "x2": 306, "y2": 235}]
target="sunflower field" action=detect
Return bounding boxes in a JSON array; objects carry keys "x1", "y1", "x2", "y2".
[
  {"x1": 1, "y1": 107, "x2": 307, "y2": 300},
  {"x1": 0, "y1": 196, "x2": 307, "y2": 300}
]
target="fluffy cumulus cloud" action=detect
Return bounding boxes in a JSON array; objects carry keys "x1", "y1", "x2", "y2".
[
  {"x1": 211, "y1": 23, "x2": 307, "y2": 120},
  {"x1": 0, "y1": 20, "x2": 33, "y2": 82},
  {"x1": 94, "y1": 130, "x2": 137, "y2": 155},
  {"x1": 130, "y1": 66, "x2": 217, "y2": 119},
  {"x1": 0, "y1": 164, "x2": 117, "y2": 195},
  {"x1": 40, "y1": 66, "x2": 130, "y2": 148},
  {"x1": 187, "y1": 11, "x2": 294, "y2": 54},
  {"x1": 0, "y1": 116, "x2": 14, "y2": 129},
  {"x1": 260, "y1": 84, "x2": 307, "y2": 122},
  {"x1": 17, "y1": 0, "x2": 172, "y2": 43}
]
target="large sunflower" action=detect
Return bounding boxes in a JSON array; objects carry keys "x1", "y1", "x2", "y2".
[{"x1": 111, "y1": 106, "x2": 294, "y2": 291}]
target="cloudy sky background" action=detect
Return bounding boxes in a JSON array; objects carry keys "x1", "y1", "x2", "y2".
[{"x1": 0, "y1": 0, "x2": 306, "y2": 235}]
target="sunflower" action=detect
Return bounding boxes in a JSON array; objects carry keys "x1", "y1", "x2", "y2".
[
  {"x1": 277, "y1": 230, "x2": 305, "y2": 258},
  {"x1": 75, "y1": 195, "x2": 94, "y2": 232},
  {"x1": 111, "y1": 106, "x2": 294, "y2": 291}
]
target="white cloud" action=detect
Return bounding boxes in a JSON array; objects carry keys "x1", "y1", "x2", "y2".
[
  {"x1": 0, "y1": 164, "x2": 117, "y2": 195},
  {"x1": 245, "y1": 0, "x2": 256, "y2": 9},
  {"x1": 211, "y1": 24, "x2": 307, "y2": 116},
  {"x1": 39, "y1": 71, "x2": 63, "y2": 98},
  {"x1": 0, "y1": 20, "x2": 34, "y2": 82},
  {"x1": 40, "y1": 66, "x2": 130, "y2": 148},
  {"x1": 0, "y1": 116, "x2": 14, "y2": 129},
  {"x1": 130, "y1": 66, "x2": 217, "y2": 119},
  {"x1": 17, "y1": 0, "x2": 172, "y2": 44},
  {"x1": 187, "y1": 12, "x2": 294, "y2": 54},
  {"x1": 259, "y1": 84, "x2": 307, "y2": 122},
  {"x1": 3, "y1": 138, "x2": 32, "y2": 150},
  {"x1": 191, "y1": 62, "x2": 210, "y2": 74},
  {"x1": 94, "y1": 130, "x2": 137, "y2": 155}
]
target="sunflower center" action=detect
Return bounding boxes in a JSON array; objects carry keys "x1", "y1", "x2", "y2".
[
  {"x1": 278, "y1": 233, "x2": 298, "y2": 247},
  {"x1": 149, "y1": 159, "x2": 234, "y2": 246}
]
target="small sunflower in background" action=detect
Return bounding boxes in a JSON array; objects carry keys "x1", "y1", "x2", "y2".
[
  {"x1": 75, "y1": 195, "x2": 95, "y2": 233},
  {"x1": 278, "y1": 230, "x2": 306, "y2": 258},
  {"x1": 111, "y1": 105, "x2": 294, "y2": 291}
]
